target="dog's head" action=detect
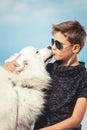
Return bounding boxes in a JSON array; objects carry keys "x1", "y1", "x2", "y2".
[{"x1": 16, "y1": 46, "x2": 53, "y2": 72}]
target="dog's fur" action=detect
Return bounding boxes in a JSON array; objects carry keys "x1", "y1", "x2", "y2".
[{"x1": 0, "y1": 46, "x2": 52, "y2": 130}]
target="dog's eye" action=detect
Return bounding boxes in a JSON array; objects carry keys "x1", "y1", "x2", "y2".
[{"x1": 36, "y1": 51, "x2": 39, "y2": 54}]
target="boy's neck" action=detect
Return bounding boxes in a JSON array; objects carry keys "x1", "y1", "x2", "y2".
[{"x1": 61, "y1": 55, "x2": 79, "y2": 66}]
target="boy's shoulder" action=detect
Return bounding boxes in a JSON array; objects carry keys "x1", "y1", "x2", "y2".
[{"x1": 80, "y1": 67, "x2": 87, "y2": 83}]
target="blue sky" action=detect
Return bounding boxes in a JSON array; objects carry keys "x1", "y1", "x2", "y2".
[
  {"x1": 0, "y1": 0, "x2": 87, "y2": 129},
  {"x1": 0, "y1": 0, "x2": 87, "y2": 65}
]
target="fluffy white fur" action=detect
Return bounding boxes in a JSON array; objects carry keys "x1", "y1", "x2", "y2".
[{"x1": 0, "y1": 46, "x2": 52, "y2": 130}]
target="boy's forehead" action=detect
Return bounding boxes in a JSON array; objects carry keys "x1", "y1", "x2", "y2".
[{"x1": 53, "y1": 32, "x2": 71, "y2": 45}]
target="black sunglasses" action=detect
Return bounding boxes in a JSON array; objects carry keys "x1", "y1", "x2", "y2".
[{"x1": 51, "y1": 38, "x2": 63, "y2": 49}]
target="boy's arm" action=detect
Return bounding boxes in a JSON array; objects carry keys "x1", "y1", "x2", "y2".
[{"x1": 39, "y1": 97, "x2": 87, "y2": 130}]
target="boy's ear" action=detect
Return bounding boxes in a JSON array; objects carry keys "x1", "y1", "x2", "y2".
[{"x1": 72, "y1": 44, "x2": 81, "y2": 53}]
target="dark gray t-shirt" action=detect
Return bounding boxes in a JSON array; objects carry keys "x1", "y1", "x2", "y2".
[{"x1": 34, "y1": 61, "x2": 87, "y2": 130}]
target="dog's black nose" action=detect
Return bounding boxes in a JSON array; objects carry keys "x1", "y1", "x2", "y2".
[{"x1": 47, "y1": 46, "x2": 51, "y2": 49}]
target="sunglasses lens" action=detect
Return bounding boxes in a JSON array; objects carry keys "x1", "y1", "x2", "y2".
[
  {"x1": 51, "y1": 39, "x2": 63, "y2": 49},
  {"x1": 51, "y1": 38, "x2": 54, "y2": 45},
  {"x1": 55, "y1": 41, "x2": 62, "y2": 49}
]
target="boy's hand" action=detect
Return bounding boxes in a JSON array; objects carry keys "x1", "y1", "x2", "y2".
[{"x1": 3, "y1": 54, "x2": 21, "y2": 74}]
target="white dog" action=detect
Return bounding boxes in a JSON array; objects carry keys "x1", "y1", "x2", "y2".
[{"x1": 0, "y1": 46, "x2": 52, "y2": 130}]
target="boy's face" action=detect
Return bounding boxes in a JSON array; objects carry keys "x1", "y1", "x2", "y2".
[{"x1": 52, "y1": 32, "x2": 79, "y2": 64}]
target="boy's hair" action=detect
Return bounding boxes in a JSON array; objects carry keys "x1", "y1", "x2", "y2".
[{"x1": 52, "y1": 20, "x2": 87, "y2": 50}]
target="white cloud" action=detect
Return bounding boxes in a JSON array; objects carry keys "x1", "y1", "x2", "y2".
[
  {"x1": 30, "y1": 7, "x2": 54, "y2": 22},
  {"x1": 13, "y1": 2, "x2": 29, "y2": 14},
  {"x1": 3, "y1": 14, "x2": 20, "y2": 23},
  {"x1": 0, "y1": 0, "x2": 87, "y2": 25},
  {"x1": 0, "y1": 0, "x2": 54, "y2": 25},
  {"x1": 0, "y1": 0, "x2": 12, "y2": 12},
  {"x1": 0, "y1": 0, "x2": 29, "y2": 24},
  {"x1": 60, "y1": 0, "x2": 87, "y2": 11}
]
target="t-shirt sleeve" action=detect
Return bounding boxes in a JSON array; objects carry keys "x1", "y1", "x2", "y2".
[{"x1": 77, "y1": 76, "x2": 87, "y2": 98}]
